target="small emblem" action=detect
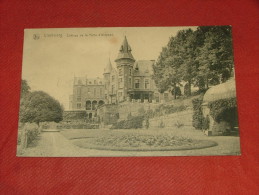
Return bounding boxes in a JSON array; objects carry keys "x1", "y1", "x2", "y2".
[{"x1": 33, "y1": 34, "x2": 40, "y2": 40}]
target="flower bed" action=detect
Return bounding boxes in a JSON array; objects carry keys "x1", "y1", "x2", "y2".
[{"x1": 73, "y1": 134, "x2": 217, "y2": 151}]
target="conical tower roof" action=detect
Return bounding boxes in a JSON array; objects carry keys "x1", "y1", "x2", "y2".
[
  {"x1": 115, "y1": 36, "x2": 135, "y2": 62},
  {"x1": 104, "y1": 58, "x2": 113, "y2": 74}
]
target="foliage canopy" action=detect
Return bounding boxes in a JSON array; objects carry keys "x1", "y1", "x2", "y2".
[
  {"x1": 153, "y1": 26, "x2": 234, "y2": 97},
  {"x1": 19, "y1": 80, "x2": 63, "y2": 124}
]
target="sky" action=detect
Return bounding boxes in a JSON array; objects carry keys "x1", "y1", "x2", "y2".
[{"x1": 22, "y1": 26, "x2": 197, "y2": 110}]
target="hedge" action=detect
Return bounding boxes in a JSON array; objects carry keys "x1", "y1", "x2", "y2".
[
  {"x1": 208, "y1": 98, "x2": 237, "y2": 122},
  {"x1": 57, "y1": 121, "x2": 99, "y2": 129},
  {"x1": 112, "y1": 116, "x2": 144, "y2": 129},
  {"x1": 148, "y1": 104, "x2": 188, "y2": 118}
]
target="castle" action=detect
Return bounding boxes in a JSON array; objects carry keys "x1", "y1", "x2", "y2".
[{"x1": 69, "y1": 36, "x2": 173, "y2": 120}]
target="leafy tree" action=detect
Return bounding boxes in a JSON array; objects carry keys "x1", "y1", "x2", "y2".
[
  {"x1": 19, "y1": 91, "x2": 63, "y2": 125},
  {"x1": 21, "y1": 80, "x2": 31, "y2": 97},
  {"x1": 153, "y1": 43, "x2": 182, "y2": 99},
  {"x1": 195, "y1": 26, "x2": 234, "y2": 89},
  {"x1": 153, "y1": 26, "x2": 234, "y2": 95}
]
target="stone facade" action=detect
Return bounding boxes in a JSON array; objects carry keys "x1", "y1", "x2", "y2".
[
  {"x1": 69, "y1": 36, "x2": 173, "y2": 121},
  {"x1": 69, "y1": 77, "x2": 105, "y2": 119}
]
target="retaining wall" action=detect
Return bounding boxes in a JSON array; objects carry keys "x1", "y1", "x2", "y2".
[{"x1": 149, "y1": 108, "x2": 193, "y2": 128}]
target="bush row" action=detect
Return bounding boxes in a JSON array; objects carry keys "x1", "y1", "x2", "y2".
[
  {"x1": 57, "y1": 121, "x2": 99, "y2": 129},
  {"x1": 145, "y1": 104, "x2": 188, "y2": 119},
  {"x1": 112, "y1": 116, "x2": 144, "y2": 129}
]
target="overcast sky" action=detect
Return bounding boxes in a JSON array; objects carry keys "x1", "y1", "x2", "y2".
[{"x1": 22, "y1": 26, "x2": 197, "y2": 110}]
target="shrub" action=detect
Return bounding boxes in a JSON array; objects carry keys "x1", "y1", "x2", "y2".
[
  {"x1": 112, "y1": 116, "x2": 144, "y2": 129},
  {"x1": 208, "y1": 98, "x2": 237, "y2": 122},
  {"x1": 192, "y1": 97, "x2": 206, "y2": 129},
  {"x1": 151, "y1": 104, "x2": 188, "y2": 118},
  {"x1": 19, "y1": 123, "x2": 40, "y2": 147},
  {"x1": 57, "y1": 121, "x2": 99, "y2": 129}
]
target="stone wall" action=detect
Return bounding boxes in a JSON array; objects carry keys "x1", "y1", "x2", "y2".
[
  {"x1": 118, "y1": 102, "x2": 160, "y2": 121},
  {"x1": 148, "y1": 108, "x2": 193, "y2": 128}
]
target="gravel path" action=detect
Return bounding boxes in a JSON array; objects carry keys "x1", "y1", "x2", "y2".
[{"x1": 17, "y1": 128, "x2": 240, "y2": 157}]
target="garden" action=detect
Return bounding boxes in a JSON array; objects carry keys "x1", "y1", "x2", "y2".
[{"x1": 66, "y1": 129, "x2": 218, "y2": 152}]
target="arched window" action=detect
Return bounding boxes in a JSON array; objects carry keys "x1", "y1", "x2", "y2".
[{"x1": 86, "y1": 101, "x2": 91, "y2": 110}]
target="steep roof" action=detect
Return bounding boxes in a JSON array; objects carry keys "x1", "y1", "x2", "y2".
[
  {"x1": 104, "y1": 58, "x2": 113, "y2": 74},
  {"x1": 133, "y1": 60, "x2": 155, "y2": 76},
  {"x1": 203, "y1": 78, "x2": 236, "y2": 103},
  {"x1": 115, "y1": 36, "x2": 135, "y2": 62}
]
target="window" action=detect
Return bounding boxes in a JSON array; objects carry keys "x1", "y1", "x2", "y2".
[
  {"x1": 87, "y1": 88, "x2": 90, "y2": 94},
  {"x1": 112, "y1": 75, "x2": 115, "y2": 82},
  {"x1": 118, "y1": 92, "x2": 122, "y2": 97},
  {"x1": 145, "y1": 79, "x2": 150, "y2": 89},
  {"x1": 119, "y1": 78, "x2": 123, "y2": 88},
  {"x1": 77, "y1": 103, "x2": 81, "y2": 109},
  {"x1": 129, "y1": 78, "x2": 132, "y2": 88},
  {"x1": 135, "y1": 79, "x2": 140, "y2": 89},
  {"x1": 119, "y1": 68, "x2": 122, "y2": 76},
  {"x1": 129, "y1": 68, "x2": 132, "y2": 76}
]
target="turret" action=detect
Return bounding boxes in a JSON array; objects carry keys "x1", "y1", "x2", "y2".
[{"x1": 115, "y1": 36, "x2": 135, "y2": 102}]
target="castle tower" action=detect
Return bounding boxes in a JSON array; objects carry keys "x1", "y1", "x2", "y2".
[
  {"x1": 103, "y1": 58, "x2": 113, "y2": 103},
  {"x1": 115, "y1": 36, "x2": 135, "y2": 102}
]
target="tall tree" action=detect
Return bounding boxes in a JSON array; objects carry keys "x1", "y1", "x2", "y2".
[
  {"x1": 153, "y1": 44, "x2": 182, "y2": 99},
  {"x1": 19, "y1": 91, "x2": 64, "y2": 125},
  {"x1": 195, "y1": 26, "x2": 234, "y2": 89}
]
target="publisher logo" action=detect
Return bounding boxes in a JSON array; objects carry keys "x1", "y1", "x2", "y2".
[{"x1": 33, "y1": 34, "x2": 40, "y2": 40}]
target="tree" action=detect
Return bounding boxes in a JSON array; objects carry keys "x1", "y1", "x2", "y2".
[
  {"x1": 153, "y1": 41, "x2": 183, "y2": 99},
  {"x1": 194, "y1": 26, "x2": 234, "y2": 89},
  {"x1": 19, "y1": 91, "x2": 63, "y2": 125},
  {"x1": 21, "y1": 80, "x2": 31, "y2": 97},
  {"x1": 153, "y1": 26, "x2": 234, "y2": 95}
]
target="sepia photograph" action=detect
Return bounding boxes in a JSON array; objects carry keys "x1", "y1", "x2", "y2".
[{"x1": 17, "y1": 26, "x2": 240, "y2": 157}]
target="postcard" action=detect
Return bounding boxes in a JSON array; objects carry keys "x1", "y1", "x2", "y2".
[{"x1": 17, "y1": 26, "x2": 240, "y2": 157}]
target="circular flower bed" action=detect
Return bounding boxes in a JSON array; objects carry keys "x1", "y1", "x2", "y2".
[{"x1": 73, "y1": 134, "x2": 217, "y2": 151}]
